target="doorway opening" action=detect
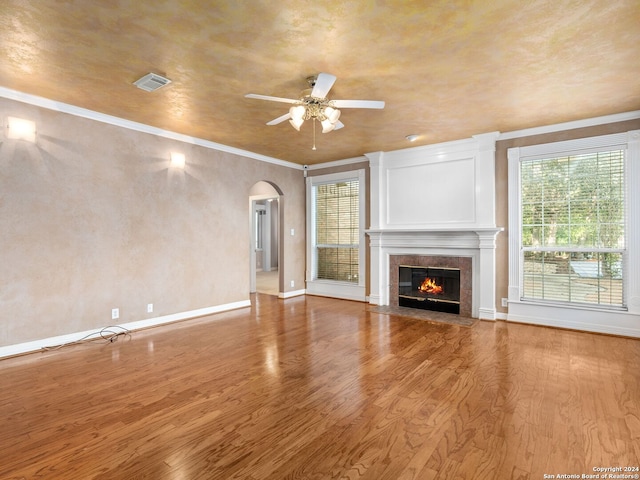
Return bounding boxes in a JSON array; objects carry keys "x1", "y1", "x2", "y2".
[{"x1": 250, "y1": 181, "x2": 282, "y2": 296}]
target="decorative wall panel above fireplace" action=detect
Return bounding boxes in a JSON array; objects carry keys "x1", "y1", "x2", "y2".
[{"x1": 366, "y1": 132, "x2": 500, "y2": 230}]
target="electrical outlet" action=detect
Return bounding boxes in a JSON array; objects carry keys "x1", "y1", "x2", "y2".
[
  {"x1": 290, "y1": 280, "x2": 295, "y2": 288},
  {"x1": 111, "y1": 308, "x2": 119, "y2": 320},
  {"x1": 147, "y1": 303, "x2": 153, "y2": 313},
  {"x1": 501, "y1": 298, "x2": 508, "y2": 307}
]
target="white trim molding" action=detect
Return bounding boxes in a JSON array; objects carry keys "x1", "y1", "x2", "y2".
[
  {"x1": 0, "y1": 300, "x2": 251, "y2": 359},
  {"x1": 305, "y1": 156, "x2": 368, "y2": 170},
  {"x1": 499, "y1": 110, "x2": 640, "y2": 141},
  {"x1": 279, "y1": 289, "x2": 306, "y2": 299}
]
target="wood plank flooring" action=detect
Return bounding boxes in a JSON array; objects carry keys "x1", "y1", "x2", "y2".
[{"x1": 1, "y1": 294, "x2": 638, "y2": 479}]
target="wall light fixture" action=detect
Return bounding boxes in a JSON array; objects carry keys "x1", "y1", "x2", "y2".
[
  {"x1": 170, "y1": 152, "x2": 186, "y2": 169},
  {"x1": 6, "y1": 116, "x2": 36, "y2": 142}
]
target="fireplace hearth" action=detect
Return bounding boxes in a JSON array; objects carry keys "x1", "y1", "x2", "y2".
[{"x1": 399, "y1": 265, "x2": 461, "y2": 314}]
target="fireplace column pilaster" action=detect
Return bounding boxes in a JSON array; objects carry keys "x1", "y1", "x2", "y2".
[
  {"x1": 366, "y1": 151, "x2": 386, "y2": 305},
  {"x1": 368, "y1": 231, "x2": 385, "y2": 305},
  {"x1": 477, "y1": 230, "x2": 501, "y2": 320}
]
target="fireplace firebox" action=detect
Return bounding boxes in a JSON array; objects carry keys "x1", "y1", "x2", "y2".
[{"x1": 398, "y1": 265, "x2": 461, "y2": 314}]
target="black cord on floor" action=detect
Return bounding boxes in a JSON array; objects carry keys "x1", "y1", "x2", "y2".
[{"x1": 41, "y1": 325, "x2": 132, "y2": 351}]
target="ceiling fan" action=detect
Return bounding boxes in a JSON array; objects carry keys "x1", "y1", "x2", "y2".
[{"x1": 245, "y1": 73, "x2": 384, "y2": 149}]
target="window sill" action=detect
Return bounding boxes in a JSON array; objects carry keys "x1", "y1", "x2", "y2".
[{"x1": 518, "y1": 298, "x2": 627, "y2": 313}]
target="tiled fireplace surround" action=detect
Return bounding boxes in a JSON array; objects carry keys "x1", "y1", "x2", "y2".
[{"x1": 390, "y1": 255, "x2": 472, "y2": 318}]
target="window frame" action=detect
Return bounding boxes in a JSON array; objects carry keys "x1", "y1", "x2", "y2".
[
  {"x1": 306, "y1": 169, "x2": 366, "y2": 301},
  {"x1": 507, "y1": 130, "x2": 640, "y2": 336}
]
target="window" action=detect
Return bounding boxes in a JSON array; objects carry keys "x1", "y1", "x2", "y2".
[
  {"x1": 315, "y1": 180, "x2": 360, "y2": 282},
  {"x1": 520, "y1": 150, "x2": 625, "y2": 307},
  {"x1": 306, "y1": 169, "x2": 365, "y2": 301},
  {"x1": 509, "y1": 131, "x2": 639, "y2": 313}
]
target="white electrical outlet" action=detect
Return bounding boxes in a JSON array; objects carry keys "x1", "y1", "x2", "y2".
[
  {"x1": 111, "y1": 308, "x2": 119, "y2": 320},
  {"x1": 501, "y1": 298, "x2": 508, "y2": 307},
  {"x1": 290, "y1": 280, "x2": 295, "y2": 287},
  {"x1": 147, "y1": 303, "x2": 153, "y2": 313}
]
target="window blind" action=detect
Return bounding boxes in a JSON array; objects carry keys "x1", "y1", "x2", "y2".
[
  {"x1": 520, "y1": 149, "x2": 625, "y2": 307},
  {"x1": 315, "y1": 180, "x2": 360, "y2": 283}
]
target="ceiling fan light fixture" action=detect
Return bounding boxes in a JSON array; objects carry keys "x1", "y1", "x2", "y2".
[
  {"x1": 321, "y1": 118, "x2": 335, "y2": 133},
  {"x1": 406, "y1": 134, "x2": 419, "y2": 142},
  {"x1": 289, "y1": 105, "x2": 306, "y2": 121},
  {"x1": 289, "y1": 117, "x2": 304, "y2": 131},
  {"x1": 324, "y1": 106, "x2": 341, "y2": 123}
]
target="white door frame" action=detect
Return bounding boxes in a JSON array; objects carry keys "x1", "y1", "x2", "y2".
[{"x1": 249, "y1": 194, "x2": 279, "y2": 293}]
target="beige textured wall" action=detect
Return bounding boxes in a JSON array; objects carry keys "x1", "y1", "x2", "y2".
[
  {"x1": 0, "y1": 97, "x2": 305, "y2": 347},
  {"x1": 494, "y1": 118, "x2": 640, "y2": 315}
]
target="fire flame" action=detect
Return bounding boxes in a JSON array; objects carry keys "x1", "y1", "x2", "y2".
[{"x1": 418, "y1": 277, "x2": 443, "y2": 295}]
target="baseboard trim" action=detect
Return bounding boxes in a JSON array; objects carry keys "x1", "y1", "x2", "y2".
[
  {"x1": 478, "y1": 307, "x2": 498, "y2": 321},
  {"x1": 0, "y1": 300, "x2": 251, "y2": 360},
  {"x1": 305, "y1": 281, "x2": 366, "y2": 302},
  {"x1": 278, "y1": 289, "x2": 306, "y2": 299},
  {"x1": 507, "y1": 311, "x2": 640, "y2": 338}
]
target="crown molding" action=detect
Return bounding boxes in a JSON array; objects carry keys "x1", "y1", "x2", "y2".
[
  {"x1": 305, "y1": 155, "x2": 368, "y2": 170},
  {"x1": 0, "y1": 86, "x2": 302, "y2": 170},
  {"x1": 499, "y1": 110, "x2": 640, "y2": 141}
]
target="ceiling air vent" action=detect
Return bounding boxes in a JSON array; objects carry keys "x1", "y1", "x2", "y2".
[{"x1": 133, "y1": 73, "x2": 172, "y2": 92}]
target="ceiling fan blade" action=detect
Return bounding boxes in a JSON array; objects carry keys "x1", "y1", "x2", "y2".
[
  {"x1": 311, "y1": 73, "x2": 337, "y2": 99},
  {"x1": 245, "y1": 93, "x2": 299, "y2": 104},
  {"x1": 332, "y1": 99, "x2": 385, "y2": 109},
  {"x1": 266, "y1": 113, "x2": 291, "y2": 125}
]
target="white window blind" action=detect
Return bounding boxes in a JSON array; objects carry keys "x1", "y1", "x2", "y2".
[
  {"x1": 520, "y1": 149, "x2": 625, "y2": 307},
  {"x1": 314, "y1": 180, "x2": 360, "y2": 283}
]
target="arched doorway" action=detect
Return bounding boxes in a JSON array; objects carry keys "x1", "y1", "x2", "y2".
[{"x1": 249, "y1": 181, "x2": 283, "y2": 296}]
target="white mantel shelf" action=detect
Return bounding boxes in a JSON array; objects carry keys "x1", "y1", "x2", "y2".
[
  {"x1": 366, "y1": 227, "x2": 503, "y2": 242},
  {"x1": 367, "y1": 228, "x2": 504, "y2": 232},
  {"x1": 366, "y1": 228, "x2": 503, "y2": 250}
]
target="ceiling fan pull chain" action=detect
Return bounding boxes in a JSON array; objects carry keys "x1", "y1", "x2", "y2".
[{"x1": 312, "y1": 118, "x2": 317, "y2": 150}]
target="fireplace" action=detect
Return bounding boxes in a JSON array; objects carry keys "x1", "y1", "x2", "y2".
[
  {"x1": 366, "y1": 134, "x2": 502, "y2": 320},
  {"x1": 388, "y1": 254, "x2": 473, "y2": 318},
  {"x1": 398, "y1": 266, "x2": 461, "y2": 314}
]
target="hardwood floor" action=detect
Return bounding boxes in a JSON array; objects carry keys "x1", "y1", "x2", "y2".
[{"x1": 1, "y1": 294, "x2": 638, "y2": 479}]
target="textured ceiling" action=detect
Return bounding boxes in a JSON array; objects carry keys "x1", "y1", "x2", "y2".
[{"x1": 1, "y1": 1, "x2": 639, "y2": 165}]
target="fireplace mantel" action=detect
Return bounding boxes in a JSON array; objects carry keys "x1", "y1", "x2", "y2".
[
  {"x1": 366, "y1": 228, "x2": 503, "y2": 248},
  {"x1": 367, "y1": 228, "x2": 503, "y2": 319}
]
